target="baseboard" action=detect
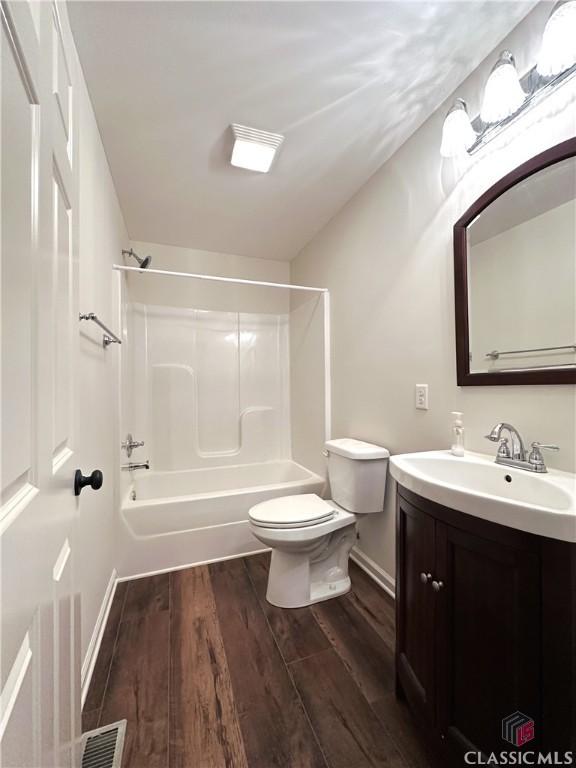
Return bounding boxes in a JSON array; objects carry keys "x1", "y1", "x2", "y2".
[
  {"x1": 81, "y1": 568, "x2": 117, "y2": 709},
  {"x1": 116, "y1": 546, "x2": 270, "y2": 583},
  {"x1": 351, "y1": 547, "x2": 395, "y2": 599}
]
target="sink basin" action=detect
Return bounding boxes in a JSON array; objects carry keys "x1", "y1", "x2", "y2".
[{"x1": 390, "y1": 450, "x2": 576, "y2": 542}]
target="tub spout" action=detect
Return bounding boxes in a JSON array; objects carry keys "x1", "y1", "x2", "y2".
[{"x1": 122, "y1": 461, "x2": 150, "y2": 471}]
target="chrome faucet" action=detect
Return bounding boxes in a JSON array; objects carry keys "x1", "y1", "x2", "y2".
[
  {"x1": 485, "y1": 423, "x2": 558, "y2": 473},
  {"x1": 485, "y1": 422, "x2": 526, "y2": 461},
  {"x1": 121, "y1": 461, "x2": 150, "y2": 471}
]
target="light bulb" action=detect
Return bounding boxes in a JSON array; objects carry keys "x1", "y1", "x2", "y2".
[
  {"x1": 537, "y1": 0, "x2": 576, "y2": 77},
  {"x1": 440, "y1": 99, "x2": 477, "y2": 158},
  {"x1": 480, "y1": 51, "x2": 526, "y2": 124}
]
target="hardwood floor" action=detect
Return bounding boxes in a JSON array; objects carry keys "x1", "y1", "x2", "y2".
[{"x1": 83, "y1": 554, "x2": 431, "y2": 768}]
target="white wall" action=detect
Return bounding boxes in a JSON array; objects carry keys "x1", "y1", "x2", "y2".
[
  {"x1": 126, "y1": 241, "x2": 290, "y2": 313},
  {"x1": 70, "y1": 15, "x2": 129, "y2": 674},
  {"x1": 290, "y1": 3, "x2": 576, "y2": 582}
]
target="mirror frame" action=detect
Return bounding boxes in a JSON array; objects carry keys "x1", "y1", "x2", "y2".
[{"x1": 454, "y1": 137, "x2": 576, "y2": 386}]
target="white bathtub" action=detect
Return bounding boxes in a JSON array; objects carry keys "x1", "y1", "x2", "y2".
[{"x1": 119, "y1": 460, "x2": 326, "y2": 577}]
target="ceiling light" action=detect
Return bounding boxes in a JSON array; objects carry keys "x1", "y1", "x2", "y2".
[
  {"x1": 537, "y1": 0, "x2": 576, "y2": 77},
  {"x1": 230, "y1": 124, "x2": 284, "y2": 173},
  {"x1": 480, "y1": 51, "x2": 526, "y2": 124},
  {"x1": 440, "y1": 99, "x2": 477, "y2": 158}
]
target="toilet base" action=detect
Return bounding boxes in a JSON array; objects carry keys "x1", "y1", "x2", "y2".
[
  {"x1": 265, "y1": 524, "x2": 356, "y2": 608},
  {"x1": 309, "y1": 574, "x2": 351, "y2": 606}
]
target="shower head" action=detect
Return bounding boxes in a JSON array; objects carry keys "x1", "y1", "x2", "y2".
[{"x1": 122, "y1": 248, "x2": 152, "y2": 269}]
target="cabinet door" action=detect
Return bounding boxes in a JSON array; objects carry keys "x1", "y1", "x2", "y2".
[
  {"x1": 396, "y1": 495, "x2": 436, "y2": 725},
  {"x1": 435, "y1": 521, "x2": 541, "y2": 761}
]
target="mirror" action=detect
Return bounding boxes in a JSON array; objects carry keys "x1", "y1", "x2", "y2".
[{"x1": 454, "y1": 138, "x2": 576, "y2": 385}]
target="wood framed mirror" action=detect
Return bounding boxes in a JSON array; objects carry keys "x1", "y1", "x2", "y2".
[{"x1": 454, "y1": 137, "x2": 576, "y2": 386}]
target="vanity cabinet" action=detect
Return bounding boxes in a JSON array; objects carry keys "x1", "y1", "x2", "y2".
[
  {"x1": 396, "y1": 496, "x2": 436, "y2": 724},
  {"x1": 396, "y1": 486, "x2": 576, "y2": 766}
]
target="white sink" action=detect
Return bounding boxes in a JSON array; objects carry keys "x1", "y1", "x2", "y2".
[{"x1": 390, "y1": 450, "x2": 576, "y2": 542}]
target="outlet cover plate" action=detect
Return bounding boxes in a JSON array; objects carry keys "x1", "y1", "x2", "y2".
[{"x1": 415, "y1": 384, "x2": 429, "y2": 410}]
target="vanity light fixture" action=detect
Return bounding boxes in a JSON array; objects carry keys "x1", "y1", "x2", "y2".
[
  {"x1": 230, "y1": 124, "x2": 284, "y2": 173},
  {"x1": 440, "y1": 99, "x2": 477, "y2": 158},
  {"x1": 440, "y1": 6, "x2": 576, "y2": 157},
  {"x1": 480, "y1": 51, "x2": 526, "y2": 124},
  {"x1": 537, "y1": 0, "x2": 576, "y2": 77}
]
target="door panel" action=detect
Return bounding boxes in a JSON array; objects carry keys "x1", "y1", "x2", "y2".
[
  {"x1": 0, "y1": 630, "x2": 36, "y2": 767},
  {"x1": 53, "y1": 538, "x2": 74, "y2": 766},
  {"x1": 52, "y1": 17, "x2": 71, "y2": 146},
  {"x1": 435, "y1": 522, "x2": 541, "y2": 759},
  {"x1": 52, "y1": 162, "x2": 73, "y2": 461},
  {"x1": 0, "y1": 0, "x2": 37, "y2": 499},
  {"x1": 396, "y1": 494, "x2": 436, "y2": 724},
  {"x1": 1, "y1": 2, "x2": 80, "y2": 765}
]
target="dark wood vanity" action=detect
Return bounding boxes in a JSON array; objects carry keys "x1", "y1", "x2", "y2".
[{"x1": 396, "y1": 484, "x2": 576, "y2": 766}]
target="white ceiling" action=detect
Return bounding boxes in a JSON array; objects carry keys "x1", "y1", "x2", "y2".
[{"x1": 69, "y1": 1, "x2": 535, "y2": 261}]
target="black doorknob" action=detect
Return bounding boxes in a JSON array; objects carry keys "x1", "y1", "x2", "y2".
[{"x1": 74, "y1": 469, "x2": 103, "y2": 496}]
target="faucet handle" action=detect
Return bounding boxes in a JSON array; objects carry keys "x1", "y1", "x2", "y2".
[
  {"x1": 497, "y1": 438, "x2": 511, "y2": 459},
  {"x1": 530, "y1": 442, "x2": 559, "y2": 451},
  {"x1": 528, "y1": 442, "x2": 559, "y2": 472}
]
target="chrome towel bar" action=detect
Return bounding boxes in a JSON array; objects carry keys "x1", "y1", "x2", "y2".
[
  {"x1": 79, "y1": 313, "x2": 122, "y2": 347},
  {"x1": 486, "y1": 343, "x2": 576, "y2": 360}
]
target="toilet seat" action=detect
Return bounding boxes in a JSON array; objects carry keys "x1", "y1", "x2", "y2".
[{"x1": 249, "y1": 494, "x2": 336, "y2": 529}]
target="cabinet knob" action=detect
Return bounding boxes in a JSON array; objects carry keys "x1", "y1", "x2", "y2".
[
  {"x1": 420, "y1": 572, "x2": 432, "y2": 584},
  {"x1": 432, "y1": 580, "x2": 444, "y2": 592}
]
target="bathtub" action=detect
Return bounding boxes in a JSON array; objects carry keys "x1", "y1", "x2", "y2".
[{"x1": 119, "y1": 460, "x2": 326, "y2": 578}]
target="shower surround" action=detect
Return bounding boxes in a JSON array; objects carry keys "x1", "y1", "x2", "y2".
[
  {"x1": 120, "y1": 301, "x2": 325, "y2": 577},
  {"x1": 130, "y1": 303, "x2": 291, "y2": 470}
]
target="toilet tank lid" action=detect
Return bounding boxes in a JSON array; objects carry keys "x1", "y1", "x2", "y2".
[{"x1": 325, "y1": 438, "x2": 390, "y2": 460}]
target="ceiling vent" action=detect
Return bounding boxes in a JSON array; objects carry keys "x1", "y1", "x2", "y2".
[{"x1": 230, "y1": 124, "x2": 284, "y2": 173}]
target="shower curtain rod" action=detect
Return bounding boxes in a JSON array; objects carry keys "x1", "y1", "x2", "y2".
[{"x1": 112, "y1": 264, "x2": 328, "y2": 293}]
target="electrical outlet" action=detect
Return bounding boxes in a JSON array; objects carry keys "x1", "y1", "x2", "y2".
[{"x1": 415, "y1": 384, "x2": 429, "y2": 410}]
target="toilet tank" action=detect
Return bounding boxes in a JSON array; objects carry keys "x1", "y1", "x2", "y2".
[{"x1": 325, "y1": 438, "x2": 390, "y2": 514}]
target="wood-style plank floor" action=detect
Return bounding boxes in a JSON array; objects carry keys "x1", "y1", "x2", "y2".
[{"x1": 83, "y1": 554, "x2": 431, "y2": 768}]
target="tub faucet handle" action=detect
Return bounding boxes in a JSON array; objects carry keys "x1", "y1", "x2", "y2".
[{"x1": 122, "y1": 433, "x2": 145, "y2": 457}]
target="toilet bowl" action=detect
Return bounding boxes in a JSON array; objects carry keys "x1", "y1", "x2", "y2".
[
  {"x1": 249, "y1": 494, "x2": 357, "y2": 607},
  {"x1": 249, "y1": 438, "x2": 389, "y2": 608}
]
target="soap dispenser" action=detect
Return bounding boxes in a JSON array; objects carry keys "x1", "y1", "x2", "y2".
[{"x1": 451, "y1": 412, "x2": 465, "y2": 457}]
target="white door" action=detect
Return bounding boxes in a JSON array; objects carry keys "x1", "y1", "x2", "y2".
[{"x1": 1, "y1": 1, "x2": 81, "y2": 765}]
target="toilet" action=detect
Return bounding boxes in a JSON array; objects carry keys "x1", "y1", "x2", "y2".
[{"x1": 248, "y1": 438, "x2": 390, "y2": 608}]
